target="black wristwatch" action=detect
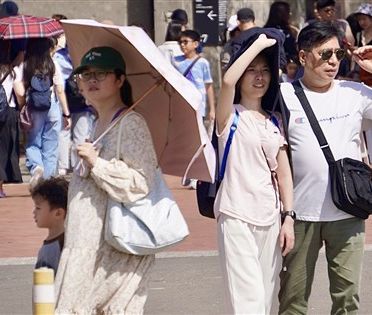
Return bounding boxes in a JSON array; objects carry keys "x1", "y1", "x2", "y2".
[
  {"x1": 63, "y1": 113, "x2": 71, "y2": 118},
  {"x1": 281, "y1": 210, "x2": 296, "y2": 221}
]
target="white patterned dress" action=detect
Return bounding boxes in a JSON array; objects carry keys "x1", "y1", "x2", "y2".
[{"x1": 55, "y1": 112, "x2": 158, "y2": 315}]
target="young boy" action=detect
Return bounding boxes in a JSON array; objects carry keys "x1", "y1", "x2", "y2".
[
  {"x1": 173, "y1": 30, "x2": 215, "y2": 134},
  {"x1": 31, "y1": 177, "x2": 68, "y2": 276},
  {"x1": 174, "y1": 30, "x2": 215, "y2": 189}
]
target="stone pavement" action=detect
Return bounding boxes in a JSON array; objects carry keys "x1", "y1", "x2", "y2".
[{"x1": 1, "y1": 174, "x2": 372, "y2": 314}]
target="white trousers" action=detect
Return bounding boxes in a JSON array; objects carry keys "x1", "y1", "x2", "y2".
[{"x1": 217, "y1": 213, "x2": 282, "y2": 315}]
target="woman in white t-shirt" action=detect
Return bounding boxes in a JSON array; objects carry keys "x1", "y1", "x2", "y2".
[
  {"x1": 0, "y1": 40, "x2": 24, "y2": 198},
  {"x1": 215, "y1": 33, "x2": 294, "y2": 314},
  {"x1": 157, "y1": 22, "x2": 184, "y2": 65}
]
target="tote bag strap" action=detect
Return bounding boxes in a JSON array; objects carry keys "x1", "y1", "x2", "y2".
[
  {"x1": 291, "y1": 80, "x2": 336, "y2": 165},
  {"x1": 218, "y1": 109, "x2": 240, "y2": 181}
]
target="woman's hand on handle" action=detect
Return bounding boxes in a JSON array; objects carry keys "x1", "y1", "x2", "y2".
[
  {"x1": 77, "y1": 142, "x2": 99, "y2": 169},
  {"x1": 353, "y1": 45, "x2": 372, "y2": 74}
]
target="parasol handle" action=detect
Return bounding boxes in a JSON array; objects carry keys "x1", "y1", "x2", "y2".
[{"x1": 74, "y1": 78, "x2": 164, "y2": 177}]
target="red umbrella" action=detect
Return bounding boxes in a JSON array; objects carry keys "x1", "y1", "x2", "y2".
[{"x1": 0, "y1": 15, "x2": 63, "y2": 39}]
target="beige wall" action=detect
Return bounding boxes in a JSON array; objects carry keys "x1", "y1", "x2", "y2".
[
  {"x1": 12, "y1": 0, "x2": 369, "y2": 42},
  {"x1": 12, "y1": 0, "x2": 129, "y2": 25}
]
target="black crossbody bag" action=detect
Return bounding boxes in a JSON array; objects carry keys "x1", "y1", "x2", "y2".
[{"x1": 292, "y1": 80, "x2": 371, "y2": 219}]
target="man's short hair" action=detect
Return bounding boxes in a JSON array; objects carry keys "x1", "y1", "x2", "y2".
[
  {"x1": 298, "y1": 21, "x2": 341, "y2": 51},
  {"x1": 237, "y1": 8, "x2": 255, "y2": 23},
  {"x1": 31, "y1": 177, "x2": 69, "y2": 211},
  {"x1": 180, "y1": 29, "x2": 200, "y2": 42},
  {"x1": 316, "y1": 0, "x2": 336, "y2": 11}
]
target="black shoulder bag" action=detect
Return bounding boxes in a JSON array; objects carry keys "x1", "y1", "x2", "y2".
[{"x1": 292, "y1": 80, "x2": 371, "y2": 219}]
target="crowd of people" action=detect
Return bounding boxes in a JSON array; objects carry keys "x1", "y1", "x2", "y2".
[{"x1": 2, "y1": 0, "x2": 372, "y2": 314}]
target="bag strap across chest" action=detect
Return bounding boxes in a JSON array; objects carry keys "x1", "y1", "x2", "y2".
[{"x1": 292, "y1": 80, "x2": 336, "y2": 165}]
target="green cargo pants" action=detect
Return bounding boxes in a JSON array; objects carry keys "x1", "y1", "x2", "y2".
[{"x1": 278, "y1": 217, "x2": 365, "y2": 315}]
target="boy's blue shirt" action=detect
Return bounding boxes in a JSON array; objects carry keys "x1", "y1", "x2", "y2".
[{"x1": 173, "y1": 55, "x2": 213, "y2": 117}]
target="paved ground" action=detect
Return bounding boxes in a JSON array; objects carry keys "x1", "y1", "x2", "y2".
[
  {"x1": 1, "y1": 172, "x2": 372, "y2": 314},
  {"x1": 1, "y1": 252, "x2": 372, "y2": 315}
]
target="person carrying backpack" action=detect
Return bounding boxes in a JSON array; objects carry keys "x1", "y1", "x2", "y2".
[
  {"x1": 20, "y1": 38, "x2": 71, "y2": 188},
  {"x1": 0, "y1": 39, "x2": 24, "y2": 198}
]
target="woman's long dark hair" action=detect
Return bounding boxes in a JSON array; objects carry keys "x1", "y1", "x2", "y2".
[
  {"x1": 23, "y1": 38, "x2": 55, "y2": 89},
  {"x1": 165, "y1": 22, "x2": 183, "y2": 41},
  {"x1": 0, "y1": 40, "x2": 13, "y2": 78},
  {"x1": 115, "y1": 69, "x2": 133, "y2": 106},
  {"x1": 264, "y1": 1, "x2": 292, "y2": 33}
]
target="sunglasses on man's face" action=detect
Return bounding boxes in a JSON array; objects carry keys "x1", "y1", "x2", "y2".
[{"x1": 318, "y1": 48, "x2": 346, "y2": 61}]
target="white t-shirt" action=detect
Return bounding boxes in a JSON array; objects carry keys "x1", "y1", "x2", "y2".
[
  {"x1": 1, "y1": 65, "x2": 22, "y2": 108},
  {"x1": 214, "y1": 104, "x2": 286, "y2": 226},
  {"x1": 157, "y1": 41, "x2": 183, "y2": 64},
  {"x1": 281, "y1": 80, "x2": 372, "y2": 221}
]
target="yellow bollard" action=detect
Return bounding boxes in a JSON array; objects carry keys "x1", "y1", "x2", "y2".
[{"x1": 33, "y1": 268, "x2": 55, "y2": 315}]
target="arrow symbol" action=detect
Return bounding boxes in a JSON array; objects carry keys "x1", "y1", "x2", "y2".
[{"x1": 207, "y1": 10, "x2": 217, "y2": 21}]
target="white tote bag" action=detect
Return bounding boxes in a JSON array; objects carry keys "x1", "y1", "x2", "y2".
[{"x1": 104, "y1": 116, "x2": 189, "y2": 255}]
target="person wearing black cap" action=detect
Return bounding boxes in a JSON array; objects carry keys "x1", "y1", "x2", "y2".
[
  {"x1": 278, "y1": 21, "x2": 372, "y2": 315},
  {"x1": 236, "y1": 7, "x2": 256, "y2": 31},
  {"x1": 215, "y1": 30, "x2": 294, "y2": 314},
  {"x1": 171, "y1": 8, "x2": 188, "y2": 30},
  {"x1": 0, "y1": 0, "x2": 18, "y2": 18}
]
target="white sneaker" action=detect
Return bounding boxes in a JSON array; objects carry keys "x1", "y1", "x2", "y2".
[
  {"x1": 189, "y1": 179, "x2": 197, "y2": 190},
  {"x1": 29, "y1": 166, "x2": 44, "y2": 190},
  {"x1": 183, "y1": 179, "x2": 197, "y2": 190},
  {"x1": 58, "y1": 168, "x2": 67, "y2": 176}
]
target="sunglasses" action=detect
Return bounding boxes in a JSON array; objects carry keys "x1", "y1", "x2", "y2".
[
  {"x1": 321, "y1": 7, "x2": 335, "y2": 14},
  {"x1": 178, "y1": 40, "x2": 194, "y2": 45},
  {"x1": 318, "y1": 48, "x2": 346, "y2": 61},
  {"x1": 77, "y1": 70, "x2": 114, "y2": 82}
]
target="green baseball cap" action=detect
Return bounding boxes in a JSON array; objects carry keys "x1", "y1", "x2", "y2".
[{"x1": 73, "y1": 46, "x2": 126, "y2": 74}]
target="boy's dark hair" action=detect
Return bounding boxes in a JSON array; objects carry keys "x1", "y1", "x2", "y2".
[
  {"x1": 31, "y1": 177, "x2": 68, "y2": 211},
  {"x1": 316, "y1": 0, "x2": 336, "y2": 11},
  {"x1": 297, "y1": 21, "x2": 341, "y2": 51},
  {"x1": 180, "y1": 30, "x2": 200, "y2": 42}
]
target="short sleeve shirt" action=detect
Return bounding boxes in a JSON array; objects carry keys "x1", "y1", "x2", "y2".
[
  {"x1": 35, "y1": 233, "x2": 64, "y2": 276},
  {"x1": 1, "y1": 65, "x2": 22, "y2": 108},
  {"x1": 214, "y1": 104, "x2": 286, "y2": 226},
  {"x1": 173, "y1": 56, "x2": 213, "y2": 116},
  {"x1": 281, "y1": 80, "x2": 372, "y2": 221}
]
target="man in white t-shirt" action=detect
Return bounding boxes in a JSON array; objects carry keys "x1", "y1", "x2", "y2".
[{"x1": 279, "y1": 21, "x2": 372, "y2": 314}]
